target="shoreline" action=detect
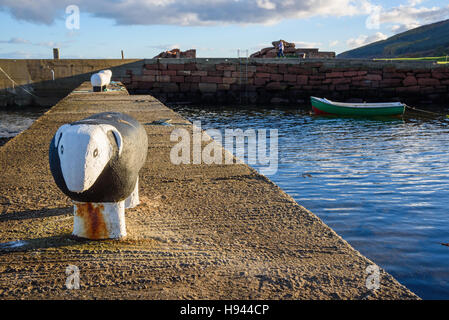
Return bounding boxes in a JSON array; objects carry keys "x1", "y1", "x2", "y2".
[{"x1": 0, "y1": 137, "x2": 11, "y2": 147}]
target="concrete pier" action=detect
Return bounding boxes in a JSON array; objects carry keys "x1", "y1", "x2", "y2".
[{"x1": 0, "y1": 82, "x2": 418, "y2": 299}]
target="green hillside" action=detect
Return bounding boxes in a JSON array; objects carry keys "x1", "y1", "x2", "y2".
[{"x1": 338, "y1": 19, "x2": 449, "y2": 59}]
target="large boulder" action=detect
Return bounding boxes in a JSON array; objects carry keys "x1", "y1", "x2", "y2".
[
  {"x1": 249, "y1": 40, "x2": 335, "y2": 59},
  {"x1": 154, "y1": 48, "x2": 196, "y2": 59},
  {"x1": 265, "y1": 49, "x2": 278, "y2": 58},
  {"x1": 284, "y1": 47, "x2": 297, "y2": 54},
  {"x1": 272, "y1": 40, "x2": 295, "y2": 48},
  {"x1": 250, "y1": 40, "x2": 335, "y2": 59},
  {"x1": 250, "y1": 40, "x2": 297, "y2": 58},
  {"x1": 250, "y1": 47, "x2": 272, "y2": 58},
  {"x1": 181, "y1": 49, "x2": 196, "y2": 58}
]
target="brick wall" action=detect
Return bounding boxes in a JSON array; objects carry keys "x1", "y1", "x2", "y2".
[{"x1": 124, "y1": 58, "x2": 449, "y2": 106}]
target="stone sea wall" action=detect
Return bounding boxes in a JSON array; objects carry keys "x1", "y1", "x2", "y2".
[
  {"x1": 125, "y1": 58, "x2": 449, "y2": 106},
  {"x1": 1, "y1": 58, "x2": 448, "y2": 108},
  {"x1": 0, "y1": 59, "x2": 143, "y2": 107}
]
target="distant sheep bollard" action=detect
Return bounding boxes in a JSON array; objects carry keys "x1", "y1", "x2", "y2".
[
  {"x1": 98, "y1": 69, "x2": 112, "y2": 79},
  {"x1": 90, "y1": 69, "x2": 112, "y2": 92},
  {"x1": 49, "y1": 112, "x2": 148, "y2": 239}
]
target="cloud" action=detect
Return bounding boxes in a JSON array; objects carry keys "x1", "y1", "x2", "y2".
[
  {"x1": 256, "y1": 0, "x2": 276, "y2": 10},
  {"x1": 407, "y1": 0, "x2": 423, "y2": 6},
  {"x1": 1, "y1": 0, "x2": 447, "y2": 35},
  {"x1": 0, "y1": 37, "x2": 30, "y2": 44},
  {"x1": 0, "y1": 36, "x2": 71, "y2": 49},
  {"x1": 35, "y1": 41, "x2": 65, "y2": 48},
  {"x1": 329, "y1": 40, "x2": 339, "y2": 48},
  {"x1": 149, "y1": 44, "x2": 182, "y2": 51},
  {"x1": 0, "y1": 0, "x2": 370, "y2": 26},
  {"x1": 0, "y1": 50, "x2": 41, "y2": 58},
  {"x1": 355, "y1": 1, "x2": 449, "y2": 34},
  {"x1": 343, "y1": 1, "x2": 449, "y2": 50},
  {"x1": 293, "y1": 41, "x2": 322, "y2": 48},
  {"x1": 379, "y1": 3, "x2": 449, "y2": 34},
  {"x1": 346, "y1": 32, "x2": 388, "y2": 48},
  {"x1": 0, "y1": 0, "x2": 64, "y2": 24},
  {"x1": 390, "y1": 23, "x2": 421, "y2": 33}
]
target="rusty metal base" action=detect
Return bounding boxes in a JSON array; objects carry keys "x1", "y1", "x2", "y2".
[{"x1": 73, "y1": 201, "x2": 126, "y2": 240}]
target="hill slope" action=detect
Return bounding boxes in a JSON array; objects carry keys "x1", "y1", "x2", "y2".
[{"x1": 338, "y1": 19, "x2": 449, "y2": 59}]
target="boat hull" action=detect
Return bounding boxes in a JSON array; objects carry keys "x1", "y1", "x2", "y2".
[{"x1": 311, "y1": 97, "x2": 405, "y2": 116}]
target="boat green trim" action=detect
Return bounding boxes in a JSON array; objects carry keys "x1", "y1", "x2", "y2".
[{"x1": 311, "y1": 97, "x2": 405, "y2": 116}]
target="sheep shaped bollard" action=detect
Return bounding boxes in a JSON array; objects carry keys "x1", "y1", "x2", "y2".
[
  {"x1": 98, "y1": 69, "x2": 112, "y2": 79},
  {"x1": 49, "y1": 112, "x2": 148, "y2": 239},
  {"x1": 90, "y1": 69, "x2": 112, "y2": 92}
]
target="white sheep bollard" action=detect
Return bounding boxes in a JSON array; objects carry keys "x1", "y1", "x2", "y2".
[
  {"x1": 99, "y1": 69, "x2": 112, "y2": 80},
  {"x1": 90, "y1": 72, "x2": 111, "y2": 92},
  {"x1": 49, "y1": 112, "x2": 148, "y2": 240}
]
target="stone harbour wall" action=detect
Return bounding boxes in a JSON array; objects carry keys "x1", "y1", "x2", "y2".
[
  {"x1": 125, "y1": 58, "x2": 449, "y2": 106},
  {"x1": 0, "y1": 59, "x2": 143, "y2": 107},
  {"x1": 1, "y1": 58, "x2": 448, "y2": 108}
]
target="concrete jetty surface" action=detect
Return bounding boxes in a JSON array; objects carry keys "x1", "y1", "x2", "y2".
[{"x1": 0, "y1": 82, "x2": 418, "y2": 299}]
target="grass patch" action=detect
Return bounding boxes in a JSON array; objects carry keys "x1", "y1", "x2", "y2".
[{"x1": 374, "y1": 56, "x2": 449, "y2": 62}]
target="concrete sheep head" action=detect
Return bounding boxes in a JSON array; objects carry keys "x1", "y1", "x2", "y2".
[{"x1": 54, "y1": 123, "x2": 122, "y2": 193}]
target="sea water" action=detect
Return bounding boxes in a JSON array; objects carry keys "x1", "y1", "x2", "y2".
[{"x1": 174, "y1": 105, "x2": 449, "y2": 299}]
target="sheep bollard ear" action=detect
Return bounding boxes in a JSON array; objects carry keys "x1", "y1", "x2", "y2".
[
  {"x1": 107, "y1": 127, "x2": 123, "y2": 156},
  {"x1": 54, "y1": 124, "x2": 70, "y2": 148},
  {"x1": 125, "y1": 178, "x2": 139, "y2": 209},
  {"x1": 73, "y1": 201, "x2": 126, "y2": 239}
]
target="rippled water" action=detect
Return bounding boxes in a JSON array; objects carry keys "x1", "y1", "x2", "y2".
[
  {"x1": 174, "y1": 105, "x2": 449, "y2": 299},
  {"x1": 0, "y1": 108, "x2": 46, "y2": 145}
]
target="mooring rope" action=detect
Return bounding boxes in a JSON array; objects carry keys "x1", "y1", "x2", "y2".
[
  {"x1": 0, "y1": 66, "x2": 39, "y2": 98},
  {"x1": 404, "y1": 104, "x2": 449, "y2": 118}
]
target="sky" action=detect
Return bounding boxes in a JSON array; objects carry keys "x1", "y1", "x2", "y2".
[{"x1": 0, "y1": 0, "x2": 448, "y2": 59}]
